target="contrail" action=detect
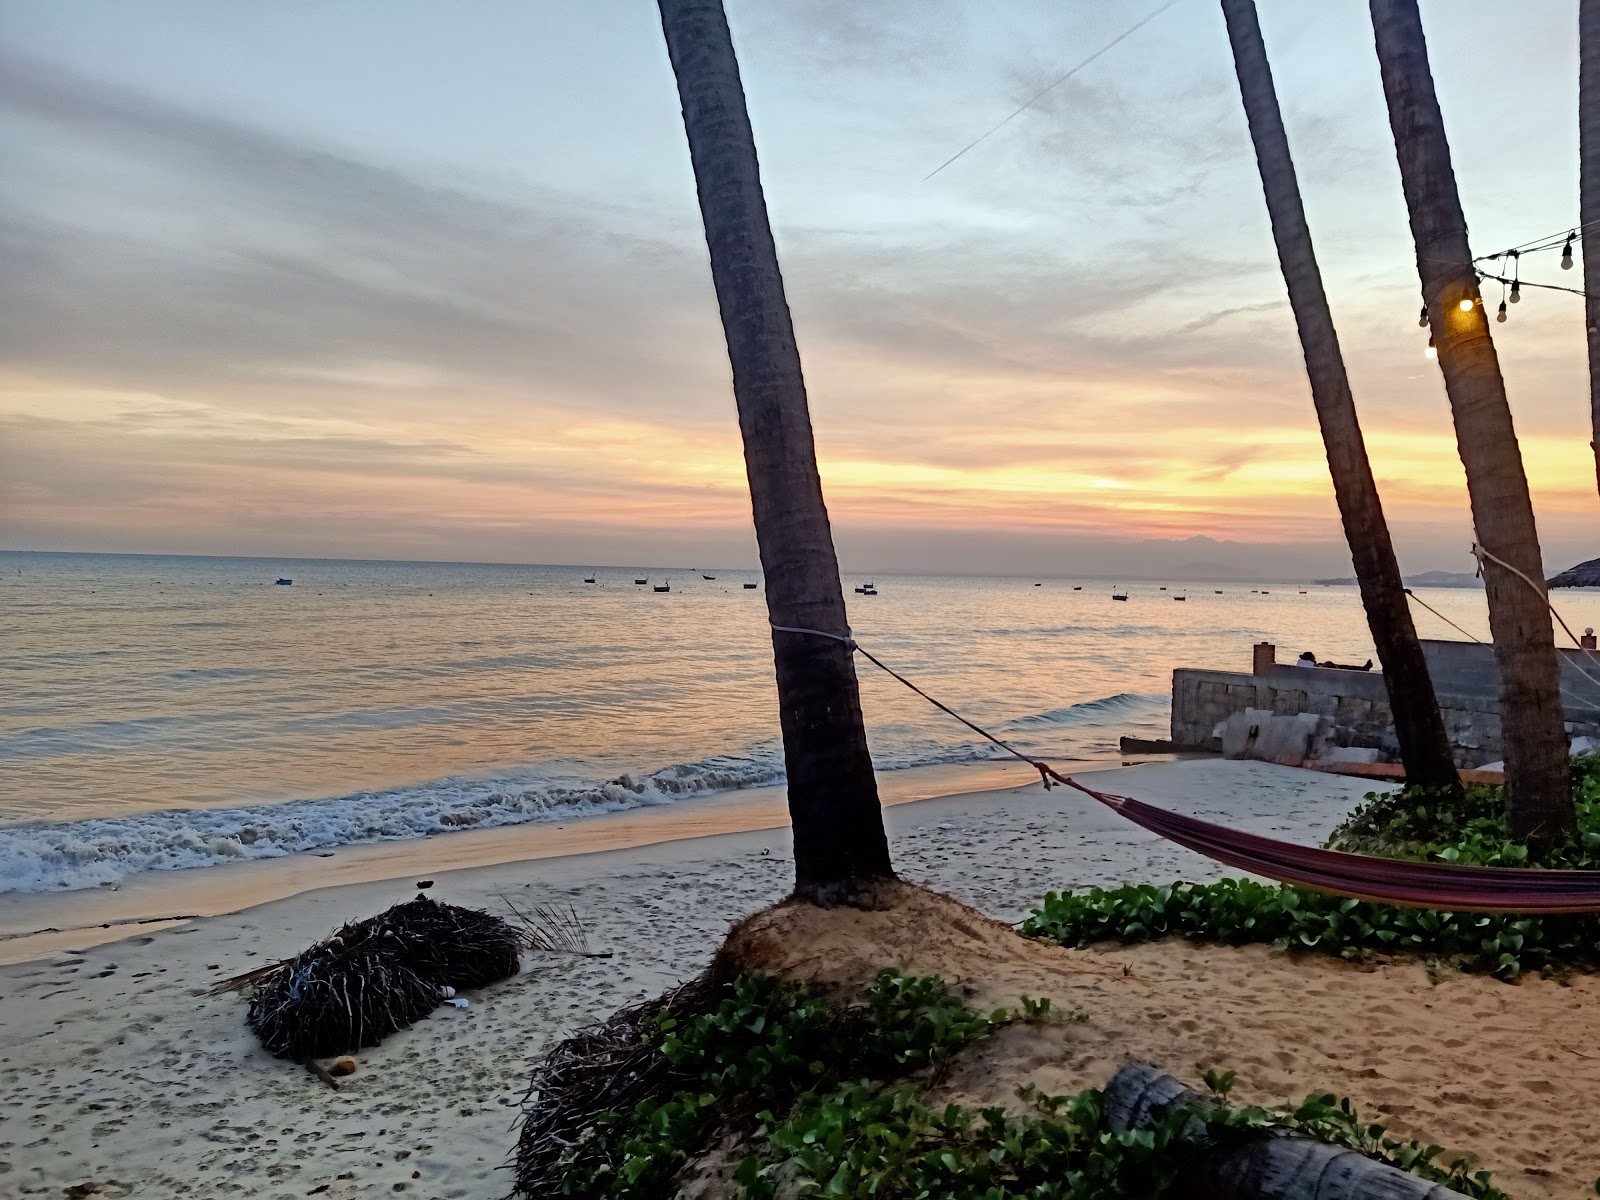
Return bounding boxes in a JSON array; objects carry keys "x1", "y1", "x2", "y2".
[{"x1": 922, "y1": 0, "x2": 1185, "y2": 182}]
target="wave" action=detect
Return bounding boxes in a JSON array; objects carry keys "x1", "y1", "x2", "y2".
[
  {"x1": 0, "y1": 748, "x2": 785, "y2": 895},
  {"x1": 0, "y1": 691, "x2": 1165, "y2": 894},
  {"x1": 1002, "y1": 692, "x2": 1168, "y2": 729}
]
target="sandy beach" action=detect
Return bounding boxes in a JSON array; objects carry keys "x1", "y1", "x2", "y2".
[{"x1": 2, "y1": 758, "x2": 1594, "y2": 1199}]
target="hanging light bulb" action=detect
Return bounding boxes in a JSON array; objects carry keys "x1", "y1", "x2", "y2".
[
  {"x1": 1509, "y1": 281, "x2": 1521, "y2": 303},
  {"x1": 1458, "y1": 297, "x2": 1474, "y2": 312},
  {"x1": 1425, "y1": 337, "x2": 1437, "y2": 359},
  {"x1": 1562, "y1": 236, "x2": 1575, "y2": 270},
  {"x1": 1417, "y1": 305, "x2": 1429, "y2": 328},
  {"x1": 1497, "y1": 300, "x2": 1507, "y2": 323}
]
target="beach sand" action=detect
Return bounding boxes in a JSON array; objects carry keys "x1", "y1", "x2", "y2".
[{"x1": 1, "y1": 759, "x2": 1591, "y2": 1198}]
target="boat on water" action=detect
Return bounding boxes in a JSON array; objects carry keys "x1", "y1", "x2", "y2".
[
  {"x1": 702, "y1": 574, "x2": 716, "y2": 580},
  {"x1": 1214, "y1": 590, "x2": 1223, "y2": 594},
  {"x1": 635, "y1": 577, "x2": 648, "y2": 585},
  {"x1": 853, "y1": 581, "x2": 876, "y2": 594},
  {"x1": 653, "y1": 581, "x2": 671, "y2": 593},
  {"x1": 1073, "y1": 586, "x2": 1082, "y2": 590},
  {"x1": 742, "y1": 582, "x2": 758, "y2": 589},
  {"x1": 1173, "y1": 594, "x2": 1187, "y2": 601},
  {"x1": 1112, "y1": 589, "x2": 1128, "y2": 601},
  {"x1": 583, "y1": 574, "x2": 596, "y2": 584},
  {"x1": 275, "y1": 578, "x2": 293, "y2": 586}
]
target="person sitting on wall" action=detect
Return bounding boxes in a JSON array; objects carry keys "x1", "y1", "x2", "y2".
[{"x1": 1293, "y1": 651, "x2": 1318, "y2": 668}]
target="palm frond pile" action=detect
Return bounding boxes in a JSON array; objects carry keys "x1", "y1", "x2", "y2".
[
  {"x1": 238, "y1": 893, "x2": 528, "y2": 1060},
  {"x1": 511, "y1": 973, "x2": 719, "y2": 1198}
]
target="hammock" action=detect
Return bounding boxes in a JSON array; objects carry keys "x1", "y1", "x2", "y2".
[
  {"x1": 1062, "y1": 776, "x2": 1600, "y2": 915},
  {"x1": 776, "y1": 625, "x2": 1600, "y2": 915}
]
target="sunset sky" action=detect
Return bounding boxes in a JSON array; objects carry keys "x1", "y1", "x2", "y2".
[{"x1": 1, "y1": 0, "x2": 1595, "y2": 579}]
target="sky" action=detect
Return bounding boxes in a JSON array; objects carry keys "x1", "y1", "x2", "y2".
[{"x1": 0, "y1": 0, "x2": 1595, "y2": 580}]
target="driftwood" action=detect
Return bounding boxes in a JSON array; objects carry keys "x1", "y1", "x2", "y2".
[{"x1": 1104, "y1": 1062, "x2": 1465, "y2": 1199}]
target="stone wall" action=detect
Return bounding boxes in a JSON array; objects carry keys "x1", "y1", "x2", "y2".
[{"x1": 1171, "y1": 639, "x2": 1599, "y2": 767}]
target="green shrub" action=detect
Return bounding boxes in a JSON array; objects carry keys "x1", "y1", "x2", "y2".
[
  {"x1": 1024, "y1": 755, "x2": 1600, "y2": 979},
  {"x1": 1023, "y1": 877, "x2": 1598, "y2": 979},
  {"x1": 738, "y1": 1080, "x2": 1507, "y2": 1200},
  {"x1": 548, "y1": 969, "x2": 1007, "y2": 1198},
  {"x1": 1330, "y1": 753, "x2": 1600, "y2": 868},
  {"x1": 542, "y1": 969, "x2": 1507, "y2": 1199}
]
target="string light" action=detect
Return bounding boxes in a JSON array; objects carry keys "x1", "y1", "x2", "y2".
[
  {"x1": 1458, "y1": 297, "x2": 1474, "y2": 312},
  {"x1": 1417, "y1": 305, "x2": 1429, "y2": 328},
  {"x1": 1497, "y1": 300, "x2": 1507, "y2": 323},
  {"x1": 1562, "y1": 234, "x2": 1575, "y2": 270},
  {"x1": 1425, "y1": 337, "x2": 1437, "y2": 359},
  {"x1": 1510, "y1": 280, "x2": 1521, "y2": 303}
]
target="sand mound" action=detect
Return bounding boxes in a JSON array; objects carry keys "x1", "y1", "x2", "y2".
[{"x1": 717, "y1": 881, "x2": 1597, "y2": 1199}]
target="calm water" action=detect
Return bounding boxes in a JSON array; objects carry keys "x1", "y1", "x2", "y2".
[{"x1": 4, "y1": 551, "x2": 1596, "y2": 893}]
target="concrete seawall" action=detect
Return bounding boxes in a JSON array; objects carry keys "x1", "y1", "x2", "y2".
[{"x1": 1172, "y1": 639, "x2": 1600, "y2": 768}]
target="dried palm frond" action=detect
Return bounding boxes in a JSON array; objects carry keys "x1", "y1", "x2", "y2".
[
  {"x1": 510, "y1": 972, "x2": 718, "y2": 1198},
  {"x1": 499, "y1": 895, "x2": 607, "y2": 957},
  {"x1": 228, "y1": 894, "x2": 528, "y2": 1061}
]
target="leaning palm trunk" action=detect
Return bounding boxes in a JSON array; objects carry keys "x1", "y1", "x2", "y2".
[
  {"x1": 656, "y1": 0, "x2": 894, "y2": 901},
  {"x1": 1368, "y1": 0, "x2": 1574, "y2": 842},
  {"x1": 1583, "y1": 0, "x2": 1600, "y2": 497},
  {"x1": 1220, "y1": 0, "x2": 1459, "y2": 793},
  {"x1": 1105, "y1": 1063, "x2": 1466, "y2": 1198}
]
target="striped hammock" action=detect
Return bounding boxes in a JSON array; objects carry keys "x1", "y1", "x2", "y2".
[{"x1": 1062, "y1": 778, "x2": 1600, "y2": 915}]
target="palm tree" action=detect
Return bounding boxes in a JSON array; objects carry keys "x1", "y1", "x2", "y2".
[
  {"x1": 1220, "y1": 0, "x2": 1459, "y2": 793},
  {"x1": 1369, "y1": 0, "x2": 1574, "y2": 842},
  {"x1": 655, "y1": 0, "x2": 894, "y2": 901},
  {"x1": 1582, "y1": 0, "x2": 1600, "y2": 497}
]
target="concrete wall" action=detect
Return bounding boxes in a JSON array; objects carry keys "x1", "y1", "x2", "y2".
[{"x1": 1172, "y1": 638, "x2": 1600, "y2": 767}]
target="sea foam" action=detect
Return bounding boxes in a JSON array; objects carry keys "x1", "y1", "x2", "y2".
[{"x1": 0, "y1": 692, "x2": 1168, "y2": 894}]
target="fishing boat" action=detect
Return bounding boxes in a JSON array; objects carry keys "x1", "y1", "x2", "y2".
[
  {"x1": 1173, "y1": 594, "x2": 1187, "y2": 601},
  {"x1": 583, "y1": 574, "x2": 596, "y2": 584},
  {"x1": 653, "y1": 580, "x2": 671, "y2": 593},
  {"x1": 702, "y1": 574, "x2": 716, "y2": 580},
  {"x1": 1112, "y1": 589, "x2": 1128, "y2": 601},
  {"x1": 1073, "y1": 586, "x2": 1082, "y2": 590},
  {"x1": 1214, "y1": 590, "x2": 1223, "y2": 594},
  {"x1": 853, "y1": 581, "x2": 876, "y2": 594},
  {"x1": 742, "y1": 582, "x2": 757, "y2": 589},
  {"x1": 275, "y1": 578, "x2": 293, "y2": 585},
  {"x1": 635, "y1": 577, "x2": 648, "y2": 585}
]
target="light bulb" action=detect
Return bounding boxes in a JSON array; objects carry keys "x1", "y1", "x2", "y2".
[
  {"x1": 1417, "y1": 305, "x2": 1429, "y2": 328},
  {"x1": 1425, "y1": 337, "x2": 1437, "y2": 359},
  {"x1": 1509, "y1": 283, "x2": 1521, "y2": 303},
  {"x1": 1458, "y1": 297, "x2": 1474, "y2": 312},
  {"x1": 1496, "y1": 301, "x2": 1507, "y2": 323},
  {"x1": 1562, "y1": 237, "x2": 1575, "y2": 269}
]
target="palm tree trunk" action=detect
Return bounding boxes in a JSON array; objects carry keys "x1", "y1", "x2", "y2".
[
  {"x1": 1105, "y1": 1063, "x2": 1466, "y2": 1198},
  {"x1": 1220, "y1": 0, "x2": 1459, "y2": 794},
  {"x1": 1582, "y1": 0, "x2": 1600, "y2": 497},
  {"x1": 1368, "y1": 0, "x2": 1574, "y2": 843},
  {"x1": 656, "y1": 0, "x2": 894, "y2": 902}
]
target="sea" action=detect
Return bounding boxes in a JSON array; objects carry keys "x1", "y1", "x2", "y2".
[{"x1": 4, "y1": 550, "x2": 1594, "y2": 896}]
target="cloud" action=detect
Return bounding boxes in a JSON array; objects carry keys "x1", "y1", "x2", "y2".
[{"x1": 1, "y1": 17, "x2": 1593, "y2": 576}]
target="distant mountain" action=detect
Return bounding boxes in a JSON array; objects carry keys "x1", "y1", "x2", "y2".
[
  {"x1": 1549, "y1": 556, "x2": 1600, "y2": 588},
  {"x1": 1312, "y1": 570, "x2": 1483, "y2": 589}
]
